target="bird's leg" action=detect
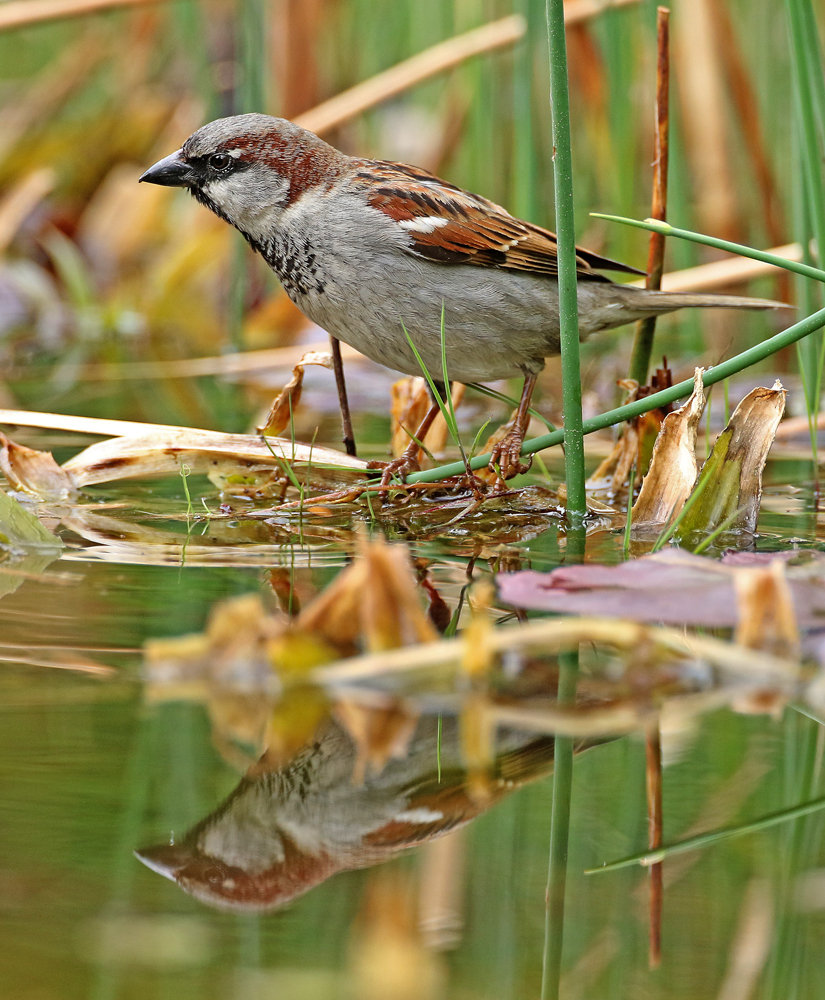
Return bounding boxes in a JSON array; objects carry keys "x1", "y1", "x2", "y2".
[
  {"x1": 488, "y1": 374, "x2": 538, "y2": 480},
  {"x1": 330, "y1": 336, "x2": 357, "y2": 457},
  {"x1": 370, "y1": 400, "x2": 442, "y2": 490}
]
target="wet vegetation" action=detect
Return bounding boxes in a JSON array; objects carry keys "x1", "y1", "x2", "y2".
[{"x1": 4, "y1": 1, "x2": 825, "y2": 998}]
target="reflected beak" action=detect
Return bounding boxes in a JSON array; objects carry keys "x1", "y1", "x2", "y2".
[
  {"x1": 134, "y1": 843, "x2": 191, "y2": 880},
  {"x1": 139, "y1": 150, "x2": 194, "y2": 187}
]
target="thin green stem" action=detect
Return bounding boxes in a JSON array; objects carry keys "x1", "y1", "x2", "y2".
[
  {"x1": 585, "y1": 793, "x2": 825, "y2": 875},
  {"x1": 590, "y1": 213, "x2": 825, "y2": 284},
  {"x1": 622, "y1": 465, "x2": 635, "y2": 558}
]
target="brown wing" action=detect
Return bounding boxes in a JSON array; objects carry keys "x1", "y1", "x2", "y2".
[{"x1": 357, "y1": 160, "x2": 643, "y2": 281}]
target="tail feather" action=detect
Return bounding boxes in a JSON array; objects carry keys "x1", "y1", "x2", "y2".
[{"x1": 632, "y1": 289, "x2": 791, "y2": 312}]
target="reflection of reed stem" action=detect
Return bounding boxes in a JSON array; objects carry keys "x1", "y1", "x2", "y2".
[{"x1": 646, "y1": 721, "x2": 663, "y2": 968}]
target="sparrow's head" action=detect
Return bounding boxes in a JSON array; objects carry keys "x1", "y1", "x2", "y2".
[
  {"x1": 135, "y1": 800, "x2": 339, "y2": 913},
  {"x1": 139, "y1": 113, "x2": 346, "y2": 244}
]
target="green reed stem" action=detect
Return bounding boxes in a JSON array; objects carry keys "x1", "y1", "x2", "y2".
[
  {"x1": 540, "y1": 3, "x2": 582, "y2": 993},
  {"x1": 541, "y1": 523, "x2": 584, "y2": 1000},
  {"x1": 585, "y1": 792, "x2": 825, "y2": 874},
  {"x1": 545, "y1": 0, "x2": 585, "y2": 523},
  {"x1": 590, "y1": 214, "x2": 825, "y2": 284},
  {"x1": 408, "y1": 303, "x2": 825, "y2": 483}
]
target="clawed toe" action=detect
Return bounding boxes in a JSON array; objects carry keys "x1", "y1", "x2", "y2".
[
  {"x1": 488, "y1": 435, "x2": 532, "y2": 481},
  {"x1": 367, "y1": 454, "x2": 421, "y2": 491}
]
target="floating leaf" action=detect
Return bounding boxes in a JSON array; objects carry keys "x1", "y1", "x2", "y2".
[{"x1": 498, "y1": 549, "x2": 825, "y2": 630}]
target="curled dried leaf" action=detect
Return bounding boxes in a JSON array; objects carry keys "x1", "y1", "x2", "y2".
[
  {"x1": 259, "y1": 350, "x2": 334, "y2": 436},
  {"x1": 678, "y1": 381, "x2": 786, "y2": 538},
  {"x1": 632, "y1": 369, "x2": 705, "y2": 526},
  {"x1": 0, "y1": 433, "x2": 76, "y2": 501}
]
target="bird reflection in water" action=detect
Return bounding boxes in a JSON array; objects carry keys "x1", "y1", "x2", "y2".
[{"x1": 136, "y1": 709, "x2": 559, "y2": 912}]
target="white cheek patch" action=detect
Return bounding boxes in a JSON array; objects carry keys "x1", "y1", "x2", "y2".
[{"x1": 398, "y1": 216, "x2": 450, "y2": 234}]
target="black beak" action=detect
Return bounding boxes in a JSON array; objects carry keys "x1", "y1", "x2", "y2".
[{"x1": 139, "y1": 149, "x2": 193, "y2": 187}]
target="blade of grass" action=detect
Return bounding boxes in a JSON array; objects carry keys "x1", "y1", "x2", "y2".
[
  {"x1": 622, "y1": 464, "x2": 635, "y2": 557},
  {"x1": 585, "y1": 793, "x2": 825, "y2": 874},
  {"x1": 690, "y1": 503, "x2": 749, "y2": 555}
]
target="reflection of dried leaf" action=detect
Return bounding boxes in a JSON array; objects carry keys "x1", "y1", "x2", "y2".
[
  {"x1": 260, "y1": 351, "x2": 333, "y2": 436},
  {"x1": 0, "y1": 486, "x2": 63, "y2": 548},
  {"x1": 460, "y1": 691, "x2": 495, "y2": 803},
  {"x1": 264, "y1": 684, "x2": 331, "y2": 766},
  {"x1": 334, "y1": 699, "x2": 419, "y2": 784},
  {"x1": 461, "y1": 580, "x2": 495, "y2": 679},
  {"x1": 734, "y1": 560, "x2": 799, "y2": 660},
  {"x1": 632, "y1": 369, "x2": 704, "y2": 526},
  {"x1": 0, "y1": 434, "x2": 76, "y2": 501},
  {"x1": 350, "y1": 870, "x2": 446, "y2": 1000},
  {"x1": 679, "y1": 381, "x2": 786, "y2": 537},
  {"x1": 358, "y1": 534, "x2": 439, "y2": 652}
]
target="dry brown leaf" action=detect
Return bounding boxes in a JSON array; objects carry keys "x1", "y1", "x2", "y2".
[
  {"x1": 390, "y1": 378, "x2": 466, "y2": 460},
  {"x1": 259, "y1": 351, "x2": 334, "y2": 436},
  {"x1": 333, "y1": 699, "x2": 420, "y2": 784},
  {"x1": 587, "y1": 379, "x2": 641, "y2": 491},
  {"x1": 391, "y1": 377, "x2": 430, "y2": 458},
  {"x1": 632, "y1": 369, "x2": 705, "y2": 526},
  {"x1": 0, "y1": 433, "x2": 76, "y2": 500},
  {"x1": 679, "y1": 381, "x2": 786, "y2": 536},
  {"x1": 0, "y1": 168, "x2": 55, "y2": 254},
  {"x1": 59, "y1": 426, "x2": 366, "y2": 493}
]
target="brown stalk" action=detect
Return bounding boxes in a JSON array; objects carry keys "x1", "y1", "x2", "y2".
[
  {"x1": 628, "y1": 7, "x2": 670, "y2": 386},
  {"x1": 645, "y1": 721, "x2": 663, "y2": 969},
  {"x1": 0, "y1": 0, "x2": 167, "y2": 32},
  {"x1": 330, "y1": 337, "x2": 357, "y2": 457},
  {"x1": 672, "y1": 0, "x2": 741, "y2": 242},
  {"x1": 714, "y1": 3, "x2": 786, "y2": 251}
]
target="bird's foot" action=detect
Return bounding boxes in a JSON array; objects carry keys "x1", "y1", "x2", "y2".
[
  {"x1": 488, "y1": 429, "x2": 532, "y2": 481},
  {"x1": 367, "y1": 453, "x2": 421, "y2": 491}
]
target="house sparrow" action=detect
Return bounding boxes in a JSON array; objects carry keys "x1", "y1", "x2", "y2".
[
  {"x1": 135, "y1": 713, "x2": 560, "y2": 912},
  {"x1": 140, "y1": 114, "x2": 784, "y2": 480}
]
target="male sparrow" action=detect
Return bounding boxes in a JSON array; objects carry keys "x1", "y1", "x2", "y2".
[
  {"x1": 140, "y1": 114, "x2": 783, "y2": 481},
  {"x1": 135, "y1": 713, "x2": 558, "y2": 912}
]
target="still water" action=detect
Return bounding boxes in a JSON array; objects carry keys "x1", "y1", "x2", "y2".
[{"x1": 2, "y1": 440, "x2": 825, "y2": 1000}]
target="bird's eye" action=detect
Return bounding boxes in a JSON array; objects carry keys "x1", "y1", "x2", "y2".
[{"x1": 209, "y1": 153, "x2": 232, "y2": 171}]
